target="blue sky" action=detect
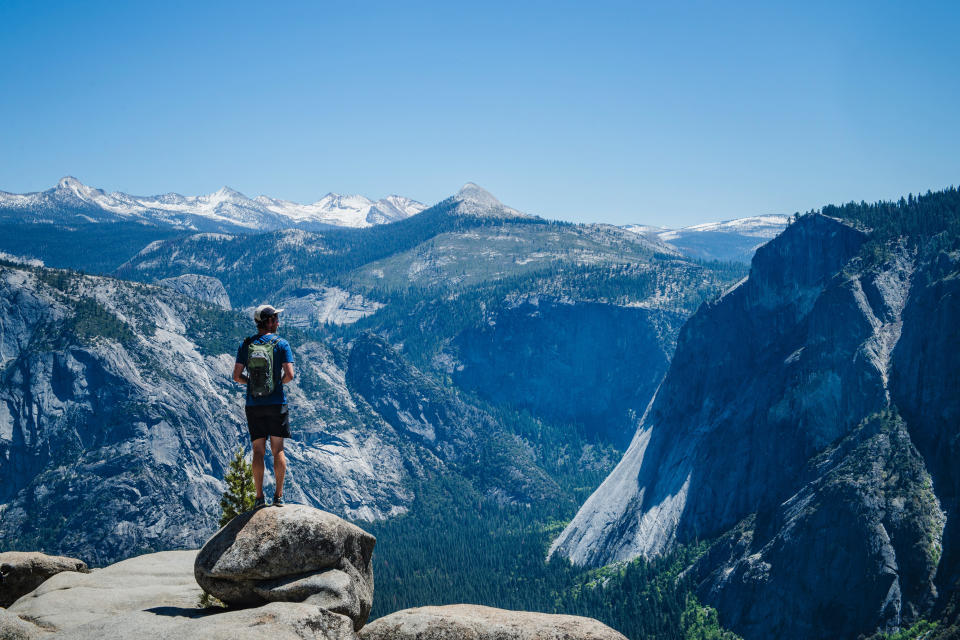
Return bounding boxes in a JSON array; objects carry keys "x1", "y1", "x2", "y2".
[{"x1": 1, "y1": 0, "x2": 958, "y2": 227}]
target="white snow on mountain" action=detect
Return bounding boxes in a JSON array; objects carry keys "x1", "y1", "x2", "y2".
[
  {"x1": 255, "y1": 192, "x2": 424, "y2": 228},
  {"x1": 623, "y1": 215, "x2": 790, "y2": 262},
  {"x1": 0, "y1": 177, "x2": 427, "y2": 231},
  {"x1": 624, "y1": 215, "x2": 789, "y2": 243},
  {"x1": 656, "y1": 215, "x2": 790, "y2": 241},
  {"x1": 621, "y1": 224, "x2": 668, "y2": 237}
]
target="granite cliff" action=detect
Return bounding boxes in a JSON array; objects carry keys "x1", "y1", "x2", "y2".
[{"x1": 551, "y1": 198, "x2": 960, "y2": 639}]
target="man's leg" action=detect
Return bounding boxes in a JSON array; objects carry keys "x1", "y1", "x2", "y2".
[
  {"x1": 252, "y1": 437, "x2": 267, "y2": 499},
  {"x1": 270, "y1": 436, "x2": 286, "y2": 498}
]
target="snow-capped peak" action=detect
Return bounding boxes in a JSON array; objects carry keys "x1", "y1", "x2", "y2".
[
  {"x1": 55, "y1": 176, "x2": 101, "y2": 200},
  {"x1": 211, "y1": 186, "x2": 249, "y2": 201}
]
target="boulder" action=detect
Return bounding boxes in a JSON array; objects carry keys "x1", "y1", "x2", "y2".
[
  {"x1": 5, "y1": 550, "x2": 358, "y2": 639},
  {"x1": 358, "y1": 604, "x2": 629, "y2": 640},
  {"x1": 7, "y1": 550, "x2": 201, "y2": 632},
  {"x1": 0, "y1": 552, "x2": 88, "y2": 607},
  {"x1": 194, "y1": 505, "x2": 375, "y2": 630}
]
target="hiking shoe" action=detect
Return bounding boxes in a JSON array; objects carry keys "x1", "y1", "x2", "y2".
[
  {"x1": 254, "y1": 496, "x2": 266, "y2": 509},
  {"x1": 272, "y1": 494, "x2": 284, "y2": 506}
]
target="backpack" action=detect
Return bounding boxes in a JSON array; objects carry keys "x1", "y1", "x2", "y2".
[{"x1": 245, "y1": 335, "x2": 281, "y2": 398}]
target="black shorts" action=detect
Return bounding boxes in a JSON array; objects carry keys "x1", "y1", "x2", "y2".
[{"x1": 245, "y1": 404, "x2": 291, "y2": 441}]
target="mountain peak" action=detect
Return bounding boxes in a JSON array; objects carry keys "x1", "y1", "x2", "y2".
[
  {"x1": 212, "y1": 186, "x2": 248, "y2": 200},
  {"x1": 455, "y1": 182, "x2": 501, "y2": 207},
  {"x1": 447, "y1": 182, "x2": 532, "y2": 219},
  {"x1": 56, "y1": 176, "x2": 86, "y2": 191}
]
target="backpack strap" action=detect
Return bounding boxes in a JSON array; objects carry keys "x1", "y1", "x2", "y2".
[{"x1": 239, "y1": 334, "x2": 258, "y2": 365}]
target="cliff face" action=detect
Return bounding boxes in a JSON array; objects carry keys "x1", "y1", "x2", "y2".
[
  {"x1": 158, "y1": 274, "x2": 232, "y2": 309},
  {"x1": 453, "y1": 299, "x2": 678, "y2": 448},
  {"x1": 550, "y1": 214, "x2": 959, "y2": 639},
  {"x1": 891, "y1": 248, "x2": 960, "y2": 604}
]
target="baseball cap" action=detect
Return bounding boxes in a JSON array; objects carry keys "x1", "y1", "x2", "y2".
[{"x1": 254, "y1": 304, "x2": 285, "y2": 323}]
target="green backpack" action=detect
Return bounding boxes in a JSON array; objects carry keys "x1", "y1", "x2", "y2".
[{"x1": 246, "y1": 335, "x2": 281, "y2": 398}]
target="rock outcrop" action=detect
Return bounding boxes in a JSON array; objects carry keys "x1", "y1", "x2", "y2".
[
  {"x1": 3, "y1": 550, "x2": 357, "y2": 639},
  {"x1": 359, "y1": 604, "x2": 628, "y2": 639},
  {"x1": 0, "y1": 551, "x2": 88, "y2": 607},
  {"x1": 158, "y1": 274, "x2": 232, "y2": 309},
  {"x1": 194, "y1": 505, "x2": 375, "y2": 630}
]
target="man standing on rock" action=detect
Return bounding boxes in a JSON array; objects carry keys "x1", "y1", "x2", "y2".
[{"x1": 233, "y1": 304, "x2": 295, "y2": 508}]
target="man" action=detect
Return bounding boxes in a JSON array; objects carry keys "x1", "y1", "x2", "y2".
[{"x1": 233, "y1": 304, "x2": 295, "y2": 508}]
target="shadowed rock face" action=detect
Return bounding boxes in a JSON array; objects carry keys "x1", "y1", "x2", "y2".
[
  {"x1": 359, "y1": 604, "x2": 628, "y2": 640},
  {"x1": 689, "y1": 413, "x2": 943, "y2": 639},
  {"x1": 0, "y1": 551, "x2": 88, "y2": 607},
  {"x1": 194, "y1": 505, "x2": 375, "y2": 631},
  {"x1": 891, "y1": 250, "x2": 960, "y2": 603},
  {"x1": 453, "y1": 299, "x2": 677, "y2": 448}
]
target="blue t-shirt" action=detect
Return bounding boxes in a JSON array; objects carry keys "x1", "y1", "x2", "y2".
[{"x1": 235, "y1": 334, "x2": 295, "y2": 406}]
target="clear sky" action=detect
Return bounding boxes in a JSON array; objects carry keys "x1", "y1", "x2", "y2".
[{"x1": 1, "y1": 0, "x2": 958, "y2": 227}]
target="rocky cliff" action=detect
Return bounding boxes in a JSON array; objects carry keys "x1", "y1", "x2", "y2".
[
  {"x1": 453, "y1": 297, "x2": 677, "y2": 448},
  {"x1": 550, "y1": 207, "x2": 960, "y2": 639},
  {"x1": 158, "y1": 274, "x2": 232, "y2": 309}
]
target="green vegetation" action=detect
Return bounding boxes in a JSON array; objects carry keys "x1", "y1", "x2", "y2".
[
  {"x1": 66, "y1": 297, "x2": 137, "y2": 345},
  {"x1": 822, "y1": 187, "x2": 960, "y2": 244},
  {"x1": 681, "y1": 599, "x2": 744, "y2": 640},
  {"x1": 360, "y1": 472, "x2": 738, "y2": 640},
  {"x1": 817, "y1": 187, "x2": 960, "y2": 266},
  {"x1": 863, "y1": 619, "x2": 940, "y2": 640},
  {"x1": 185, "y1": 304, "x2": 251, "y2": 357},
  {"x1": 197, "y1": 450, "x2": 256, "y2": 608},
  {"x1": 218, "y1": 450, "x2": 256, "y2": 527},
  {"x1": 0, "y1": 221, "x2": 188, "y2": 275}
]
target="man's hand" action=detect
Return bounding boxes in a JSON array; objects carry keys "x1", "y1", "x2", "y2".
[
  {"x1": 232, "y1": 362, "x2": 248, "y2": 385},
  {"x1": 281, "y1": 362, "x2": 295, "y2": 385}
]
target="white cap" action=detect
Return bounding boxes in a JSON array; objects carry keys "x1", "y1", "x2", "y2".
[{"x1": 254, "y1": 304, "x2": 285, "y2": 323}]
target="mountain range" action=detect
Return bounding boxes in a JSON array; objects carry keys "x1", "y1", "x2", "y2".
[
  {"x1": 0, "y1": 177, "x2": 787, "y2": 266},
  {"x1": 0, "y1": 176, "x2": 426, "y2": 232}
]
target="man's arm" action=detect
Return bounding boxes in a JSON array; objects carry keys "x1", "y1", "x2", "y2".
[
  {"x1": 281, "y1": 362, "x2": 294, "y2": 385},
  {"x1": 233, "y1": 362, "x2": 248, "y2": 385}
]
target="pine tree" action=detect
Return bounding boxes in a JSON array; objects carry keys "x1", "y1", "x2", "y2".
[{"x1": 219, "y1": 450, "x2": 255, "y2": 527}]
